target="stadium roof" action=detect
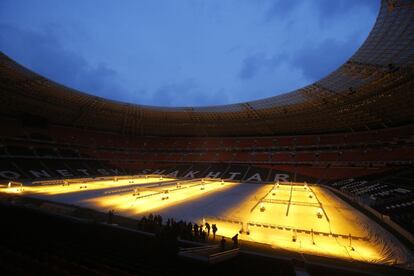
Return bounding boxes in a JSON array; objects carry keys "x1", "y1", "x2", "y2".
[{"x1": 1, "y1": 0, "x2": 413, "y2": 137}]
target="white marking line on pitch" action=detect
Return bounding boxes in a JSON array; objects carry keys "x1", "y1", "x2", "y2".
[
  {"x1": 285, "y1": 184, "x2": 293, "y2": 216},
  {"x1": 250, "y1": 184, "x2": 274, "y2": 213}
]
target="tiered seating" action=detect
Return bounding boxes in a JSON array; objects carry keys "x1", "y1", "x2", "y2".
[
  {"x1": 0, "y1": 119, "x2": 28, "y2": 139},
  {"x1": 295, "y1": 152, "x2": 315, "y2": 162},
  {"x1": 253, "y1": 139, "x2": 274, "y2": 148},
  {"x1": 272, "y1": 152, "x2": 292, "y2": 162},
  {"x1": 6, "y1": 145, "x2": 34, "y2": 156},
  {"x1": 340, "y1": 150, "x2": 364, "y2": 162},
  {"x1": 234, "y1": 139, "x2": 255, "y2": 148},
  {"x1": 57, "y1": 148, "x2": 79, "y2": 158},
  {"x1": 41, "y1": 159, "x2": 72, "y2": 175},
  {"x1": 0, "y1": 146, "x2": 6, "y2": 156},
  {"x1": 0, "y1": 122, "x2": 413, "y2": 181},
  {"x1": 198, "y1": 152, "x2": 218, "y2": 162},
  {"x1": 233, "y1": 152, "x2": 251, "y2": 162},
  {"x1": 170, "y1": 139, "x2": 189, "y2": 150},
  {"x1": 182, "y1": 153, "x2": 198, "y2": 162},
  {"x1": 344, "y1": 132, "x2": 374, "y2": 145},
  {"x1": 13, "y1": 159, "x2": 49, "y2": 173},
  {"x1": 218, "y1": 152, "x2": 234, "y2": 162},
  {"x1": 275, "y1": 137, "x2": 293, "y2": 147},
  {"x1": 186, "y1": 139, "x2": 205, "y2": 149},
  {"x1": 34, "y1": 147, "x2": 58, "y2": 157},
  {"x1": 318, "y1": 152, "x2": 339, "y2": 162},
  {"x1": 295, "y1": 135, "x2": 318, "y2": 147},
  {"x1": 251, "y1": 152, "x2": 269, "y2": 162},
  {"x1": 0, "y1": 159, "x2": 24, "y2": 177},
  {"x1": 330, "y1": 168, "x2": 414, "y2": 234},
  {"x1": 318, "y1": 135, "x2": 344, "y2": 146},
  {"x1": 166, "y1": 153, "x2": 183, "y2": 162}
]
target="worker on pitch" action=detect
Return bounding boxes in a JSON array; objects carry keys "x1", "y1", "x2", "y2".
[
  {"x1": 205, "y1": 222, "x2": 211, "y2": 237},
  {"x1": 193, "y1": 223, "x2": 199, "y2": 237},
  {"x1": 232, "y1": 234, "x2": 239, "y2": 248},
  {"x1": 220, "y1": 236, "x2": 226, "y2": 251},
  {"x1": 107, "y1": 209, "x2": 115, "y2": 224},
  {"x1": 212, "y1": 224, "x2": 218, "y2": 240}
]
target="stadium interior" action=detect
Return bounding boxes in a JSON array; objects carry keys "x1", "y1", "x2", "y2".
[{"x1": 1, "y1": 0, "x2": 414, "y2": 275}]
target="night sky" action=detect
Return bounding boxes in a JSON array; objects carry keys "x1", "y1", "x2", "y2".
[{"x1": 0, "y1": 0, "x2": 380, "y2": 107}]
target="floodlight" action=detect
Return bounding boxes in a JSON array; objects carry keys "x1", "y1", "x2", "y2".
[
  {"x1": 316, "y1": 208, "x2": 323, "y2": 218},
  {"x1": 260, "y1": 203, "x2": 265, "y2": 212}
]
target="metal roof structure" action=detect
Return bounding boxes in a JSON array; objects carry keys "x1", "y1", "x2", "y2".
[{"x1": 0, "y1": 0, "x2": 413, "y2": 137}]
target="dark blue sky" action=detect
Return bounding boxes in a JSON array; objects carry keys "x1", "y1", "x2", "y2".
[{"x1": 0, "y1": 0, "x2": 380, "y2": 107}]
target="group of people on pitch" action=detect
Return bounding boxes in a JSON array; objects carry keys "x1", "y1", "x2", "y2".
[
  {"x1": 137, "y1": 213, "x2": 219, "y2": 242},
  {"x1": 136, "y1": 213, "x2": 240, "y2": 249},
  {"x1": 110, "y1": 211, "x2": 239, "y2": 250}
]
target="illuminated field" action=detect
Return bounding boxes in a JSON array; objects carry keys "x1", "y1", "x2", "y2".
[
  {"x1": 0, "y1": 176, "x2": 173, "y2": 196},
  {"x1": 85, "y1": 179, "x2": 237, "y2": 215},
  {"x1": 1, "y1": 178, "x2": 412, "y2": 265},
  {"x1": 203, "y1": 184, "x2": 399, "y2": 264}
]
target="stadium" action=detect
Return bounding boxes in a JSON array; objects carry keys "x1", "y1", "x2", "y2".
[{"x1": 0, "y1": 0, "x2": 414, "y2": 275}]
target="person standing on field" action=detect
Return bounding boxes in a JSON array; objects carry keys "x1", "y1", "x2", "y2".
[{"x1": 212, "y1": 224, "x2": 217, "y2": 240}]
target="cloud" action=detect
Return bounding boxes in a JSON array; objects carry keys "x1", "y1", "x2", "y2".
[
  {"x1": 265, "y1": 0, "x2": 301, "y2": 21},
  {"x1": 314, "y1": 0, "x2": 380, "y2": 27},
  {"x1": 239, "y1": 54, "x2": 265, "y2": 80},
  {"x1": 138, "y1": 78, "x2": 229, "y2": 107},
  {"x1": 0, "y1": 23, "x2": 230, "y2": 107},
  {"x1": 238, "y1": 53, "x2": 282, "y2": 80},
  {"x1": 0, "y1": 1, "x2": 379, "y2": 107},
  {"x1": 265, "y1": 0, "x2": 379, "y2": 26},
  {"x1": 0, "y1": 23, "x2": 128, "y2": 102},
  {"x1": 236, "y1": 36, "x2": 360, "y2": 93},
  {"x1": 315, "y1": 0, "x2": 379, "y2": 17},
  {"x1": 0, "y1": 23, "x2": 228, "y2": 107},
  {"x1": 291, "y1": 37, "x2": 358, "y2": 80}
]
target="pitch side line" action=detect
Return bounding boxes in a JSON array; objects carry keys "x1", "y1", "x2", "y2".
[
  {"x1": 285, "y1": 184, "x2": 293, "y2": 216},
  {"x1": 250, "y1": 185, "x2": 275, "y2": 213},
  {"x1": 261, "y1": 198, "x2": 320, "y2": 208}
]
